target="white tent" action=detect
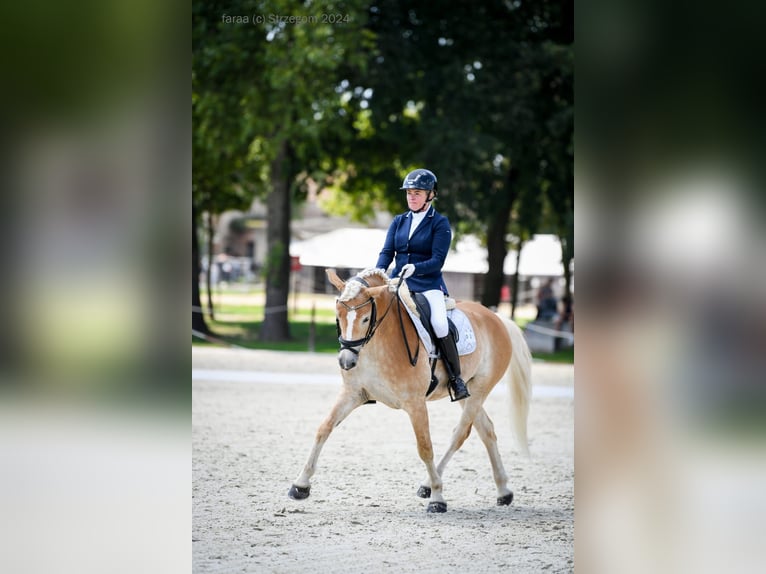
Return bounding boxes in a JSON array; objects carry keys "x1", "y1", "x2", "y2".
[
  {"x1": 504, "y1": 234, "x2": 567, "y2": 276},
  {"x1": 290, "y1": 228, "x2": 388, "y2": 269},
  {"x1": 291, "y1": 228, "x2": 566, "y2": 277}
]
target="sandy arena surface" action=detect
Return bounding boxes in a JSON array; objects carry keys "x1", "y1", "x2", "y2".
[{"x1": 192, "y1": 347, "x2": 574, "y2": 573}]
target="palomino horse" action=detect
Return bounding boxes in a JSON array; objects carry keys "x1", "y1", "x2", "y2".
[{"x1": 288, "y1": 268, "x2": 532, "y2": 512}]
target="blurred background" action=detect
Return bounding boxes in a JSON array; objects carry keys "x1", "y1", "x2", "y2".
[
  {"x1": 0, "y1": 0, "x2": 188, "y2": 573},
  {"x1": 576, "y1": 0, "x2": 766, "y2": 572},
  {"x1": 1, "y1": 0, "x2": 764, "y2": 571}
]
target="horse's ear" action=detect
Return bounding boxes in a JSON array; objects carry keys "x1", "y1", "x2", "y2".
[{"x1": 326, "y1": 269, "x2": 346, "y2": 292}]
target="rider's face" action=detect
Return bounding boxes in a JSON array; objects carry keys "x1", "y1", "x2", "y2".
[{"x1": 406, "y1": 189, "x2": 428, "y2": 211}]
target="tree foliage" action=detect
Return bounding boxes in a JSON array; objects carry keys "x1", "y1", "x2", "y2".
[
  {"x1": 320, "y1": 0, "x2": 573, "y2": 307},
  {"x1": 193, "y1": 0, "x2": 371, "y2": 340},
  {"x1": 192, "y1": 0, "x2": 573, "y2": 338}
]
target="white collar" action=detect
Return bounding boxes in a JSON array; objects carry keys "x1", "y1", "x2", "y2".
[{"x1": 407, "y1": 205, "x2": 432, "y2": 217}]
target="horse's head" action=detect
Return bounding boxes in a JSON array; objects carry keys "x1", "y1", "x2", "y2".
[{"x1": 327, "y1": 268, "x2": 391, "y2": 370}]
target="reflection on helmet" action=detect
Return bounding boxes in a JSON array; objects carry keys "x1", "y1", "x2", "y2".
[{"x1": 399, "y1": 168, "x2": 438, "y2": 192}]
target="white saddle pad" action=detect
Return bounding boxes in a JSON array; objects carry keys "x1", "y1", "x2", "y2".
[{"x1": 402, "y1": 303, "x2": 477, "y2": 358}]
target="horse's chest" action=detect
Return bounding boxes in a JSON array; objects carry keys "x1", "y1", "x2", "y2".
[{"x1": 341, "y1": 353, "x2": 422, "y2": 400}]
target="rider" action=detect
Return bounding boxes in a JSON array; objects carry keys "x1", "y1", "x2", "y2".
[{"x1": 376, "y1": 168, "x2": 470, "y2": 401}]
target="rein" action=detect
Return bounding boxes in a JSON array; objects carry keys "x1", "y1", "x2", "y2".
[
  {"x1": 395, "y1": 288, "x2": 420, "y2": 366},
  {"x1": 336, "y1": 276, "x2": 420, "y2": 366}
]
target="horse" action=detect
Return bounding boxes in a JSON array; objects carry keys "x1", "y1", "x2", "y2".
[{"x1": 288, "y1": 268, "x2": 532, "y2": 513}]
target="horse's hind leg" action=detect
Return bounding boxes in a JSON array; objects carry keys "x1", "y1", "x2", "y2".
[
  {"x1": 472, "y1": 407, "x2": 514, "y2": 505},
  {"x1": 405, "y1": 401, "x2": 447, "y2": 513},
  {"x1": 416, "y1": 405, "x2": 514, "y2": 506},
  {"x1": 288, "y1": 389, "x2": 364, "y2": 500}
]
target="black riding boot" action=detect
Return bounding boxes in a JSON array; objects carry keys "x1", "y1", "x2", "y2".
[{"x1": 437, "y1": 335, "x2": 470, "y2": 401}]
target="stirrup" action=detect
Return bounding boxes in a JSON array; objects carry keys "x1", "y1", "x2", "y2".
[{"x1": 448, "y1": 378, "x2": 470, "y2": 402}]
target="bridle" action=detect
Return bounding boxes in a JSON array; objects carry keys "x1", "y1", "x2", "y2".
[
  {"x1": 336, "y1": 295, "x2": 378, "y2": 354},
  {"x1": 336, "y1": 277, "x2": 390, "y2": 355},
  {"x1": 336, "y1": 276, "x2": 419, "y2": 365}
]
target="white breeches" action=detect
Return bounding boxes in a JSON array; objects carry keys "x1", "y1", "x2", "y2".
[{"x1": 422, "y1": 289, "x2": 449, "y2": 338}]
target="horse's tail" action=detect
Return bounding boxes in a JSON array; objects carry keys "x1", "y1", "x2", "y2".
[{"x1": 498, "y1": 314, "x2": 532, "y2": 457}]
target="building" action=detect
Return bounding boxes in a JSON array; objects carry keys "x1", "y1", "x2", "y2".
[
  {"x1": 204, "y1": 190, "x2": 571, "y2": 304},
  {"x1": 291, "y1": 228, "x2": 570, "y2": 302}
]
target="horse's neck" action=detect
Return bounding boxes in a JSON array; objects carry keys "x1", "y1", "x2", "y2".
[{"x1": 375, "y1": 293, "x2": 419, "y2": 346}]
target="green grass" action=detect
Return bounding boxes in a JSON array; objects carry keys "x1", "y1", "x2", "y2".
[
  {"x1": 531, "y1": 346, "x2": 574, "y2": 364},
  {"x1": 513, "y1": 316, "x2": 532, "y2": 329},
  {"x1": 199, "y1": 286, "x2": 263, "y2": 296},
  {"x1": 193, "y1": 319, "x2": 340, "y2": 353},
  {"x1": 193, "y1": 299, "x2": 573, "y2": 364},
  {"x1": 205, "y1": 305, "x2": 336, "y2": 321},
  {"x1": 194, "y1": 319, "x2": 574, "y2": 364}
]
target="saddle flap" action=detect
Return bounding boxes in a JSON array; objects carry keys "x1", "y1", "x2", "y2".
[
  {"x1": 399, "y1": 296, "x2": 477, "y2": 358},
  {"x1": 411, "y1": 292, "x2": 459, "y2": 344}
]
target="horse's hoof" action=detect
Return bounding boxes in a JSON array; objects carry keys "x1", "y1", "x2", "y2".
[
  {"x1": 416, "y1": 486, "x2": 431, "y2": 499},
  {"x1": 497, "y1": 492, "x2": 514, "y2": 506},
  {"x1": 427, "y1": 501, "x2": 447, "y2": 513},
  {"x1": 288, "y1": 484, "x2": 311, "y2": 500}
]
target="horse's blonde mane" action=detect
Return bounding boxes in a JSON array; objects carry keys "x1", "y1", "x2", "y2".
[
  {"x1": 396, "y1": 281, "x2": 419, "y2": 314},
  {"x1": 339, "y1": 268, "x2": 391, "y2": 301}
]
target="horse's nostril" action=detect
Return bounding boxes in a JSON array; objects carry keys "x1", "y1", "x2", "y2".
[
  {"x1": 338, "y1": 350, "x2": 357, "y2": 370},
  {"x1": 339, "y1": 358, "x2": 356, "y2": 370}
]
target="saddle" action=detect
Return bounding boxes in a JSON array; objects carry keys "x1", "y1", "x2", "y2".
[
  {"x1": 411, "y1": 292, "x2": 460, "y2": 346},
  {"x1": 391, "y1": 279, "x2": 477, "y2": 396}
]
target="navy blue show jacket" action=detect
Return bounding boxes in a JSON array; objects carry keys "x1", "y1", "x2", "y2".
[{"x1": 376, "y1": 206, "x2": 452, "y2": 294}]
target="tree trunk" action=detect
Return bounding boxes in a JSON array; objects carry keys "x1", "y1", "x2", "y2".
[
  {"x1": 481, "y1": 170, "x2": 518, "y2": 308},
  {"x1": 483, "y1": 216, "x2": 507, "y2": 308},
  {"x1": 205, "y1": 209, "x2": 215, "y2": 320},
  {"x1": 510, "y1": 239, "x2": 524, "y2": 319},
  {"x1": 560, "y1": 234, "x2": 573, "y2": 308},
  {"x1": 561, "y1": 245, "x2": 572, "y2": 298},
  {"x1": 192, "y1": 205, "x2": 210, "y2": 335},
  {"x1": 260, "y1": 141, "x2": 293, "y2": 341},
  {"x1": 558, "y1": 211, "x2": 574, "y2": 303}
]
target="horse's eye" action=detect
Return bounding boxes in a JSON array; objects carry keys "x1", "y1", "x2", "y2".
[{"x1": 362, "y1": 317, "x2": 370, "y2": 324}]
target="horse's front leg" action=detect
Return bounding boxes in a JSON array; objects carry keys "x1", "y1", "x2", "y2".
[
  {"x1": 417, "y1": 399, "x2": 480, "y2": 501},
  {"x1": 288, "y1": 388, "x2": 364, "y2": 500},
  {"x1": 405, "y1": 401, "x2": 447, "y2": 512}
]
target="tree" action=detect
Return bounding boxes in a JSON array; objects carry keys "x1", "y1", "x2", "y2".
[
  {"x1": 192, "y1": 205, "x2": 209, "y2": 335},
  {"x1": 247, "y1": 0, "x2": 371, "y2": 341},
  {"x1": 319, "y1": 1, "x2": 573, "y2": 310},
  {"x1": 193, "y1": 1, "x2": 263, "y2": 334},
  {"x1": 193, "y1": 0, "x2": 371, "y2": 341}
]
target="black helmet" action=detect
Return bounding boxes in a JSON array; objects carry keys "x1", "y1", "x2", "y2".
[{"x1": 399, "y1": 168, "x2": 438, "y2": 193}]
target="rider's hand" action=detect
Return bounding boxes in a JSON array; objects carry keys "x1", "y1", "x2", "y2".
[{"x1": 400, "y1": 264, "x2": 416, "y2": 279}]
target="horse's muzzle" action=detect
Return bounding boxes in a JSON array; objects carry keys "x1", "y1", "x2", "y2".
[{"x1": 338, "y1": 349, "x2": 358, "y2": 370}]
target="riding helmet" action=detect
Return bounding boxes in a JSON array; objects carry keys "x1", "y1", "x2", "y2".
[{"x1": 399, "y1": 168, "x2": 438, "y2": 193}]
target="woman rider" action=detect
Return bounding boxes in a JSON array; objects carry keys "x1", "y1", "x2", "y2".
[{"x1": 376, "y1": 168, "x2": 470, "y2": 401}]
